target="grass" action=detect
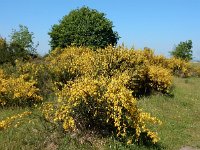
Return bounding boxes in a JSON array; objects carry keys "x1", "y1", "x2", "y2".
[
  {"x1": 0, "y1": 108, "x2": 53, "y2": 150},
  {"x1": 0, "y1": 77, "x2": 200, "y2": 150},
  {"x1": 138, "y1": 77, "x2": 200, "y2": 150}
]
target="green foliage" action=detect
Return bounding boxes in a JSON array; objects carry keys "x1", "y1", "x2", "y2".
[
  {"x1": 48, "y1": 7, "x2": 119, "y2": 50},
  {"x1": 170, "y1": 40, "x2": 193, "y2": 61},
  {"x1": 0, "y1": 37, "x2": 27, "y2": 65},
  {"x1": 0, "y1": 37, "x2": 10, "y2": 64},
  {"x1": 10, "y1": 25, "x2": 38, "y2": 55},
  {"x1": 0, "y1": 25, "x2": 39, "y2": 65}
]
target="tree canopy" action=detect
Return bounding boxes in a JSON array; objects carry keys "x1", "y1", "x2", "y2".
[
  {"x1": 0, "y1": 25, "x2": 38, "y2": 65},
  {"x1": 10, "y1": 25, "x2": 38, "y2": 55},
  {"x1": 0, "y1": 37, "x2": 9, "y2": 64},
  {"x1": 170, "y1": 40, "x2": 193, "y2": 61},
  {"x1": 49, "y1": 7, "x2": 119, "y2": 50}
]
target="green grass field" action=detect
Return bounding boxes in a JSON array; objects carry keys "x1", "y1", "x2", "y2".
[
  {"x1": 0, "y1": 77, "x2": 200, "y2": 150},
  {"x1": 138, "y1": 77, "x2": 200, "y2": 150}
]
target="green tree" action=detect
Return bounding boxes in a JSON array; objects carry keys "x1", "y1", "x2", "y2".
[
  {"x1": 0, "y1": 36, "x2": 27, "y2": 65},
  {"x1": 170, "y1": 40, "x2": 193, "y2": 61},
  {"x1": 0, "y1": 25, "x2": 39, "y2": 65},
  {"x1": 49, "y1": 7, "x2": 119, "y2": 50},
  {"x1": 10, "y1": 25, "x2": 38, "y2": 55},
  {"x1": 0, "y1": 37, "x2": 10, "y2": 64}
]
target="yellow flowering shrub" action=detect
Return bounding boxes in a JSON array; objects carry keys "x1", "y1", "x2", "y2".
[
  {"x1": 166, "y1": 57, "x2": 191, "y2": 77},
  {"x1": 191, "y1": 65, "x2": 200, "y2": 77},
  {"x1": 14, "y1": 59, "x2": 55, "y2": 98},
  {"x1": 148, "y1": 65, "x2": 172, "y2": 93},
  {"x1": 0, "y1": 69, "x2": 43, "y2": 106},
  {"x1": 2, "y1": 45, "x2": 189, "y2": 145},
  {"x1": 45, "y1": 47, "x2": 96, "y2": 83},
  {"x1": 138, "y1": 48, "x2": 191, "y2": 77},
  {"x1": 39, "y1": 47, "x2": 172, "y2": 145},
  {"x1": 45, "y1": 46, "x2": 174, "y2": 96},
  {"x1": 42, "y1": 70, "x2": 161, "y2": 144}
]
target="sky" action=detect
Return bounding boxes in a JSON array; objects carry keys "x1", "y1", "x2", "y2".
[{"x1": 0, "y1": 0, "x2": 200, "y2": 60}]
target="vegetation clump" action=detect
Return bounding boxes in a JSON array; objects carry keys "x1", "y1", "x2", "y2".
[
  {"x1": 170, "y1": 40, "x2": 193, "y2": 61},
  {"x1": 49, "y1": 7, "x2": 119, "y2": 50},
  {"x1": 0, "y1": 45, "x2": 193, "y2": 146},
  {"x1": 0, "y1": 25, "x2": 39, "y2": 65},
  {"x1": 41, "y1": 46, "x2": 185, "y2": 144}
]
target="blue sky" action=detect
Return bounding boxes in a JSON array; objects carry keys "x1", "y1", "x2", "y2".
[{"x1": 1, "y1": 0, "x2": 200, "y2": 60}]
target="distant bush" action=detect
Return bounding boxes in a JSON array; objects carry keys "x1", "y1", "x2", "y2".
[
  {"x1": 170, "y1": 40, "x2": 193, "y2": 61},
  {"x1": 10, "y1": 25, "x2": 38, "y2": 55},
  {"x1": 190, "y1": 64, "x2": 200, "y2": 77},
  {"x1": 166, "y1": 57, "x2": 191, "y2": 77},
  {"x1": 0, "y1": 25, "x2": 39, "y2": 65}
]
